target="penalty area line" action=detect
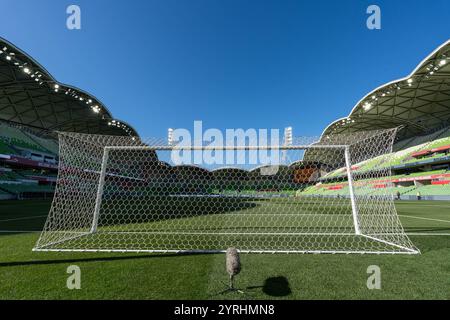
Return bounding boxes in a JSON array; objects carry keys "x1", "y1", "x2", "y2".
[
  {"x1": 398, "y1": 214, "x2": 450, "y2": 224},
  {"x1": 406, "y1": 232, "x2": 450, "y2": 236}
]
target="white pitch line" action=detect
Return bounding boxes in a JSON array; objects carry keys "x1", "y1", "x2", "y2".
[
  {"x1": 0, "y1": 215, "x2": 47, "y2": 223},
  {"x1": 399, "y1": 214, "x2": 450, "y2": 224},
  {"x1": 406, "y1": 233, "x2": 450, "y2": 236},
  {"x1": 399, "y1": 203, "x2": 450, "y2": 208},
  {"x1": 395, "y1": 200, "x2": 450, "y2": 209}
]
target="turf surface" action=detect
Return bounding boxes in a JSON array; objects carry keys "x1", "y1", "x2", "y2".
[{"x1": 0, "y1": 199, "x2": 449, "y2": 299}]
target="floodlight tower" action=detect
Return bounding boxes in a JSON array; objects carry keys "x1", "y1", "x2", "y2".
[
  {"x1": 168, "y1": 128, "x2": 174, "y2": 146},
  {"x1": 282, "y1": 126, "x2": 293, "y2": 163}
]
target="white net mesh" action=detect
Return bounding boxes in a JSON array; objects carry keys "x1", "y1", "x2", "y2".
[{"x1": 34, "y1": 129, "x2": 419, "y2": 254}]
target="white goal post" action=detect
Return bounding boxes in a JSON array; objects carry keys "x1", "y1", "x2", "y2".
[{"x1": 34, "y1": 129, "x2": 419, "y2": 254}]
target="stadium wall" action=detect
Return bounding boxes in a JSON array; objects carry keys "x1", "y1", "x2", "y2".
[{"x1": 400, "y1": 195, "x2": 450, "y2": 201}]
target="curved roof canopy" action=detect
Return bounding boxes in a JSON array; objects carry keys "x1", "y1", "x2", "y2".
[
  {"x1": 0, "y1": 37, "x2": 137, "y2": 136},
  {"x1": 322, "y1": 40, "x2": 450, "y2": 141}
]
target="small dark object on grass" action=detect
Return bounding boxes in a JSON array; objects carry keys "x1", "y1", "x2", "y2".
[{"x1": 221, "y1": 247, "x2": 244, "y2": 294}]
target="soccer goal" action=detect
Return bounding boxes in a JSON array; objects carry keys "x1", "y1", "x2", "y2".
[{"x1": 33, "y1": 129, "x2": 419, "y2": 254}]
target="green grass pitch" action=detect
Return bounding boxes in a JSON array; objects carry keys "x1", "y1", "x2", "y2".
[{"x1": 0, "y1": 199, "x2": 449, "y2": 299}]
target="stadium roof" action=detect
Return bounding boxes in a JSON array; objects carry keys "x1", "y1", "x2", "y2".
[
  {"x1": 322, "y1": 39, "x2": 450, "y2": 141},
  {"x1": 0, "y1": 37, "x2": 138, "y2": 136}
]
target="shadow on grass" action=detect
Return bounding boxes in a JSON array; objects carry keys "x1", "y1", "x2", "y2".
[
  {"x1": 247, "y1": 276, "x2": 292, "y2": 297},
  {"x1": 96, "y1": 195, "x2": 261, "y2": 228},
  {"x1": 0, "y1": 252, "x2": 214, "y2": 268},
  {"x1": 0, "y1": 230, "x2": 42, "y2": 237}
]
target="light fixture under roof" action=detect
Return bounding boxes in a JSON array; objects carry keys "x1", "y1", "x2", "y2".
[
  {"x1": 439, "y1": 59, "x2": 446, "y2": 66},
  {"x1": 0, "y1": 39, "x2": 136, "y2": 137},
  {"x1": 407, "y1": 78, "x2": 413, "y2": 83}
]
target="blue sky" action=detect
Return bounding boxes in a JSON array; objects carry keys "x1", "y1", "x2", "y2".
[{"x1": 1, "y1": 0, "x2": 450, "y2": 138}]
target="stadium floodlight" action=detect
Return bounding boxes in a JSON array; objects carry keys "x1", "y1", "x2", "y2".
[
  {"x1": 282, "y1": 126, "x2": 293, "y2": 163},
  {"x1": 168, "y1": 128, "x2": 174, "y2": 146},
  {"x1": 284, "y1": 127, "x2": 293, "y2": 146},
  {"x1": 33, "y1": 129, "x2": 419, "y2": 254},
  {"x1": 440, "y1": 59, "x2": 446, "y2": 66}
]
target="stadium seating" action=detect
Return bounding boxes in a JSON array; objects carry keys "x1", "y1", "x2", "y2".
[
  {"x1": 0, "y1": 170, "x2": 25, "y2": 181},
  {"x1": 299, "y1": 166, "x2": 450, "y2": 197},
  {"x1": 396, "y1": 127, "x2": 450, "y2": 150},
  {"x1": 25, "y1": 133, "x2": 59, "y2": 154},
  {"x1": 322, "y1": 129, "x2": 450, "y2": 180},
  {"x1": 0, "y1": 121, "x2": 57, "y2": 154},
  {"x1": 0, "y1": 122, "x2": 58, "y2": 199},
  {"x1": 400, "y1": 169, "x2": 447, "y2": 177},
  {"x1": 0, "y1": 139, "x2": 17, "y2": 155},
  {"x1": 19, "y1": 169, "x2": 56, "y2": 178},
  {"x1": 403, "y1": 184, "x2": 450, "y2": 196},
  {"x1": 0, "y1": 123, "x2": 45, "y2": 152}
]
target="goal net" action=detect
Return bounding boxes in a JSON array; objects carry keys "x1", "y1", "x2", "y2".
[{"x1": 34, "y1": 129, "x2": 419, "y2": 254}]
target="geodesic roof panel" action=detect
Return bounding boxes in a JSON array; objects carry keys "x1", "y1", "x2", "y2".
[
  {"x1": 0, "y1": 37, "x2": 137, "y2": 136},
  {"x1": 322, "y1": 40, "x2": 450, "y2": 141}
]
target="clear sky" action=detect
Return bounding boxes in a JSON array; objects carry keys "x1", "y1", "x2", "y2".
[{"x1": 1, "y1": 0, "x2": 449, "y2": 138}]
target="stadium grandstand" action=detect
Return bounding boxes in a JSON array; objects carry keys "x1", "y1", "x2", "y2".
[
  {"x1": 297, "y1": 39, "x2": 450, "y2": 200},
  {"x1": 2, "y1": 36, "x2": 450, "y2": 202},
  {"x1": 0, "y1": 37, "x2": 137, "y2": 200}
]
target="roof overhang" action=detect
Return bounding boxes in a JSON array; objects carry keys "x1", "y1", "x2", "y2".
[
  {"x1": 0, "y1": 37, "x2": 138, "y2": 137},
  {"x1": 321, "y1": 39, "x2": 450, "y2": 141}
]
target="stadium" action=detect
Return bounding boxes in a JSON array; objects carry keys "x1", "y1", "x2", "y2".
[{"x1": 1, "y1": 34, "x2": 449, "y2": 300}]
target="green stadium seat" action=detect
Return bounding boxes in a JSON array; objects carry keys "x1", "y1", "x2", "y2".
[{"x1": 0, "y1": 122, "x2": 55, "y2": 154}]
